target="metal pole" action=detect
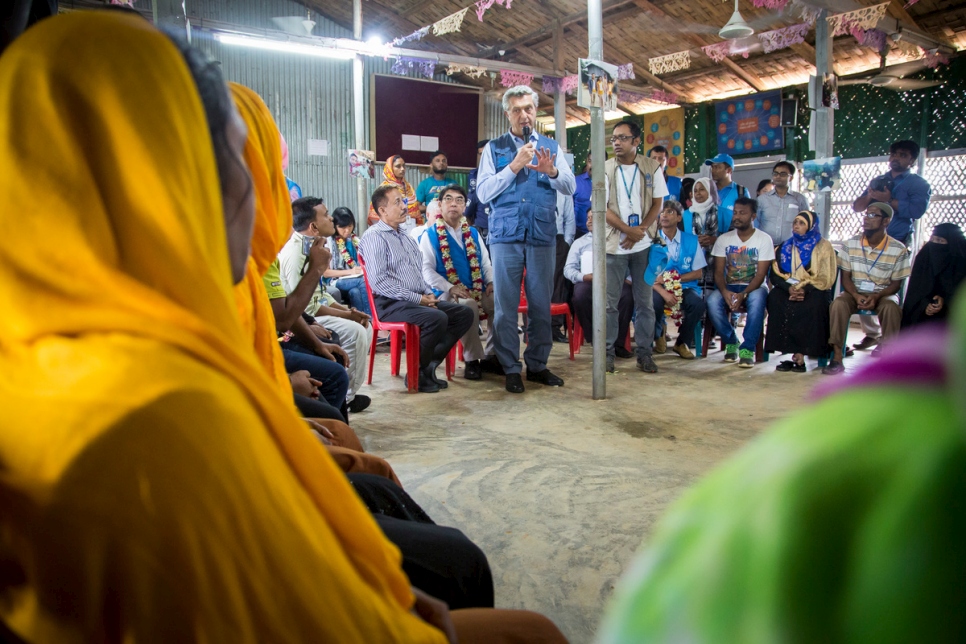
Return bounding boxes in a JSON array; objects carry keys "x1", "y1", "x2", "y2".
[
  {"x1": 588, "y1": 0, "x2": 606, "y2": 399},
  {"x1": 353, "y1": 0, "x2": 369, "y2": 233},
  {"x1": 554, "y1": 91, "x2": 567, "y2": 151},
  {"x1": 813, "y1": 9, "x2": 834, "y2": 239}
]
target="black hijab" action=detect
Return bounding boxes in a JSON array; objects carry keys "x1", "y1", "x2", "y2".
[{"x1": 902, "y1": 223, "x2": 966, "y2": 327}]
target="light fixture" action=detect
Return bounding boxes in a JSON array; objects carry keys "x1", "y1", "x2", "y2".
[
  {"x1": 214, "y1": 33, "x2": 355, "y2": 60},
  {"x1": 719, "y1": 0, "x2": 754, "y2": 40}
]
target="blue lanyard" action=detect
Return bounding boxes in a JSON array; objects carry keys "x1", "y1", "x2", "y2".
[
  {"x1": 619, "y1": 166, "x2": 638, "y2": 202},
  {"x1": 863, "y1": 241, "x2": 886, "y2": 273}
]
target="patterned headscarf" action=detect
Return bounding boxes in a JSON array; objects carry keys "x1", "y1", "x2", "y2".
[
  {"x1": 367, "y1": 155, "x2": 422, "y2": 224},
  {"x1": 778, "y1": 210, "x2": 822, "y2": 273}
]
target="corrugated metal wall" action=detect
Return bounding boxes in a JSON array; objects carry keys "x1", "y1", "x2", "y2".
[{"x1": 181, "y1": 0, "x2": 508, "y2": 211}]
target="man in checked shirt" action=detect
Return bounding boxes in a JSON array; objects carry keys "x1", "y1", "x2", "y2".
[{"x1": 360, "y1": 185, "x2": 474, "y2": 393}]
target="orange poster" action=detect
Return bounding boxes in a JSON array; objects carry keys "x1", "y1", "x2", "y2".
[{"x1": 643, "y1": 107, "x2": 684, "y2": 177}]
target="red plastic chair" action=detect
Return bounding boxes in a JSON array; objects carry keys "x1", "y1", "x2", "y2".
[
  {"x1": 572, "y1": 316, "x2": 631, "y2": 355},
  {"x1": 519, "y1": 283, "x2": 575, "y2": 360},
  {"x1": 358, "y1": 255, "x2": 421, "y2": 392}
]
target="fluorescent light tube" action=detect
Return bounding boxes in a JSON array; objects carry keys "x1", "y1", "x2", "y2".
[{"x1": 215, "y1": 33, "x2": 355, "y2": 60}]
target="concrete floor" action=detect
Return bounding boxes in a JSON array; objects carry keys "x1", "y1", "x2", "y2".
[{"x1": 354, "y1": 327, "x2": 872, "y2": 643}]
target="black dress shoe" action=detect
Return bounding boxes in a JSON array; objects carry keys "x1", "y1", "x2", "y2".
[
  {"x1": 526, "y1": 369, "x2": 564, "y2": 386},
  {"x1": 480, "y1": 356, "x2": 505, "y2": 375},
  {"x1": 614, "y1": 346, "x2": 634, "y2": 359},
  {"x1": 505, "y1": 373, "x2": 525, "y2": 394},
  {"x1": 464, "y1": 360, "x2": 482, "y2": 380},
  {"x1": 417, "y1": 371, "x2": 440, "y2": 393},
  {"x1": 552, "y1": 328, "x2": 568, "y2": 343},
  {"x1": 347, "y1": 395, "x2": 371, "y2": 413},
  {"x1": 426, "y1": 363, "x2": 447, "y2": 389}
]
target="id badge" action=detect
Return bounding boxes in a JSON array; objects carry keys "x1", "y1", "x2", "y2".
[
  {"x1": 786, "y1": 277, "x2": 800, "y2": 285},
  {"x1": 856, "y1": 280, "x2": 875, "y2": 293},
  {"x1": 628, "y1": 214, "x2": 640, "y2": 227}
]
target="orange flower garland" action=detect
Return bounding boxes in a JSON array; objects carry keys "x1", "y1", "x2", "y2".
[
  {"x1": 336, "y1": 234, "x2": 359, "y2": 269},
  {"x1": 435, "y1": 217, "x2": 484, "y2": 302}
]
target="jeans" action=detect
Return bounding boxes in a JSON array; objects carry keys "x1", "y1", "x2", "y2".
[
  {"x1": 489, "y1": 242, "x2": 556, "y2": 374},
  {"x1": 706, "y1": 285, "x2": 767, "y2": 353},
  {"x1": 331, "y1": 275, "x2": 372, "y2": 317},
  {"x1": 653, "y1": 288, "x2": 706, "y2": 348},
  {"x1": 606, "y1": 249, "x2": 655, "y2": 359},
  {"x1": 282, "y1": 348, "x2": 349, "y2": 408}
]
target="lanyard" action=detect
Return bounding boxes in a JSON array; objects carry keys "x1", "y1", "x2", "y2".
[
  {"x1": 618, "y1": 165, "x2": 638, "y2": 202},
  {"x1": 862, "y1": 240, "x2": 886, "y2": 273}
]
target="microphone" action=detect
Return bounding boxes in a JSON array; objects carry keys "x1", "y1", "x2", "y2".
[{"x1": 522, "y1": 126, "x2": 531, "y2": 140}]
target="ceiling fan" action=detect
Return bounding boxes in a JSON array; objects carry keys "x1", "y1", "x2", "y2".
[
  {"x1": 719, "y1": 0, "x2": 755, "y2": 40},
  {"x1": 838, "y1": 49, "x2": 942, "y2": 91}
]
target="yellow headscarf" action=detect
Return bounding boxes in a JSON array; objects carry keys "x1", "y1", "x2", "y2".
[
  {"x1": 367, "y1": 154, "x2": 422, "y2": 225},
  {"x1": 229, "y1": 83, "x2": 293, "y2": 396},
  {"x1": 0, "y1": 12, "x2": 441, "y2": 643}
]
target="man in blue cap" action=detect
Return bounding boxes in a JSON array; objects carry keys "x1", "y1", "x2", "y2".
[{"x1": 705, "y1": 153, "x2": 749, "y2": 235}]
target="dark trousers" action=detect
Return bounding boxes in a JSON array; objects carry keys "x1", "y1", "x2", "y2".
[
  {"x1": 292, "y1": 393, "x2": 345, "y2": 423},
  {"x1": 375, "y1": 296, "x2": 474, "y2": 369},
  {"x1": 551, "y1": 234, "x2": 572, "y2": 332},
  {"x1": 652, "y1": 288, "x2": 706, "y2": 348},
  {"x1": 282, "y1": 348, "x2": 349, "y2": 409},
  {"x1": 573, "y1": 279, "x2": 632, "y2": 347}
]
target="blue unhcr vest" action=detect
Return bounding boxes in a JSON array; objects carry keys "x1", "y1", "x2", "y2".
[
  {"x1": 426, "y1": 224, "x2": 485, "y2": 297},
  {"x1": 487, "y1": 132, "x2": 559, "y2": 246},
  {"x1": 645, "y1": 231, "x2": 701, "y2": 291}
]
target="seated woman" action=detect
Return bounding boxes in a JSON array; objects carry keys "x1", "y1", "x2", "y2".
[
  {"x1": 683, "y1": 177, "x2": 720, "y2": 290},
  {"x1": 765, "y1": 210, "x2": 836, "y2": 372},
  {"x1": 0, "y1": 12, "x2": 565, "y2": 643},
  {"x1": 902, "y1": 222, "x2": 966, "y2": 328},
  {"x1": 326, "y1": 206, "x2": 372, "y2": 316},
  {"x1": 367, "y1": 155, "x2": 422, "y2": 234}
]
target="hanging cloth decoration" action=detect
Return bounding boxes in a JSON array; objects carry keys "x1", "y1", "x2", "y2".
[
  {"x1": 826, "y1": 2, "x2": 889, "y2": 37},
  {"x1": 922, "y1": 49, "x2": 950, "y2": 68},
  {"x1": 617, "y1": 63, "x2": 635, "y2": 80},
  {"x1": 447, "y1": 63, "x2": 487, "y2": 78},
  {"x1": 648, "y1": 50, "x2": 690, "y2": 75},
  {"x1": 542, "y1": 74, "x2": 579, "y2": 95},
  {"x1": 701, "y1": 41, "x2": 734, "y2": 63},
  {"x1": 618, "y1": 88, "x2": 678, "y2": 105},
  {"x1": 500, "y1": 69, "x2": 533, "y2": 87},
  {"x1": 852, "y1": 26, "x2": 888, "y2": 51},
  {"x1": 474, "y1": 0, "x2": 512, "y2": 22},
  {"x1": 757, "y1": 23, "x2": 811, "y2": 54},
  {"x1": 392, "y1": 56, "x2": 437, "y2": 79},
  {"x1": 391, "y1": 26, "x2": 430, "y2": 47},
  {"x1": 750, "y1": 0, "x2": 789, "y2": 8},
  {"x1": 433, "y1": 8, "x2": 469, "y2": 36}
]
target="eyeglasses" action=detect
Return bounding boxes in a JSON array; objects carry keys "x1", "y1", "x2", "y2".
[
  {"x1": 864, "y1": 212, "x2": 885, "y2": 218},
  {"x1": 441, "y1": 196, "x2": 466, "y2": 205},
  {"x1": 771, "y1": 171, "x2": 790, "y2": 178},
  {"x1": 610, "y1": 135, "x2": 635, "y2": 143}
]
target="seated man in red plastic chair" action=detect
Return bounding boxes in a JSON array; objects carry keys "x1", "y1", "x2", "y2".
[
  {"x1": 360, "y1": 185, "x2": 475, "y2": 393},
  {"x1": 418, "y1": 184, "x2": 503, "y2": 380}
]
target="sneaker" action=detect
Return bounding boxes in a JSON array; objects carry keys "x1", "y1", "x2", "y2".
[
  {"x1": 654, "y1": 336, "x2": 667, "y2": 354},
  {"x1": 724, "y1": 343, "x2": 739, "y2": 362},
  {"x1": 637, "y1": 354, "x2": 658, "y2": 373},
  {"x1": 737, "y1": 348, "x2": 754, "y2": 368},
  {"x1": 672, "y1": 344, "x2": 694, "y2": 360},
  {"x1": 606, "y1": 356, "x2": 615, "y2": 373}
]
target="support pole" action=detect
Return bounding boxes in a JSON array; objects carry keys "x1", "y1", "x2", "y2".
[
  {"x1": 353, "y1": 0, "x2": 369, "y2": 233},
  {"x1": 552, "y1": 23, "x2": 567, "y2": 151},
  {"x1": 813, "y1": 9, "x2": 834, "y2": 239},
  {"x1": 588, "y1": 0, "x2": 606, "y2": 399},
  {"x1": 153, "y1": 0, "x2": 189, "y2": 40}
]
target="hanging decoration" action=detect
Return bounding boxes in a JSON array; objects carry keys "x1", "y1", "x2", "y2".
[
  {"x1": 392, "y1": 56, "x2": 437, "y2": 79},
  {"x1": 617, "y1": 63, "x2": 635, "y2": 80},
  {"x1": 500, "y1": 69, "x2": 533, "y2": 87},
  {"x1": 391, "y1": 26, "x2": 430, "y2": 47},
  {"x1": 750, "y1": 0, "x2": 789, "y2": 8},
  {"x1": 648, "y1": 51, "x2": 691, "y2": 75},
  {"x1": 541, "y1": 75, "x2": 579, "y2": 95},
  {"x1": 110, "y1": 0, "x2": 134, "y2": 5},
  {"x1": 922, "y1": 49, "x2": 950, "y2": 68},
  {"x1": 618, "y1": 88, "x2": 678, "y2": 105},
  {"x1": 447, "y1": 63, "x2": 487, "y2": 78},
  {"x1": 826, "y1": 2, "x2": 888, "y2": 37},
  {"x1": 701, "y1": 41, "x2": 735, "y2": 63},
  {"x1": 894, "y1": 38, "x2": 923, "y2": 59},
  {"x1": 432, "y1": 8, "x2": 469, "y2": 36},
  {"x1": 904, "y1": 0, "x2": 921, "y2": 6},
  {"x1": 757, "y1": 23, "x2": 810, "y2": 54},
  {"x1": 474, "y1": 0, "x2": 512, "y2": 22},
  {"x1": 852, "y1": 26, "x2": 888, "y2": 51},
  {"x1": 562, "y1": 75, "x2": 579, "y2": 95}
]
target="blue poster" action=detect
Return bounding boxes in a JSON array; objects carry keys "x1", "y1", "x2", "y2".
[{"x1": 715, "y1": 91, "x2": 784, "y2": 155}]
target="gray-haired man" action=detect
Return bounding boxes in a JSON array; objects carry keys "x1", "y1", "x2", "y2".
[{"x1": 476, "y1": 85, "x2": 576, "y2": 393}]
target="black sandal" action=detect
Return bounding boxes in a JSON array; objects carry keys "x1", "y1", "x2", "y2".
[
  {"x1": 776, "y1": 360, "x2": 795, "y2": 372},
  {"x1": 791, "y1": 361, "x2": 807, "y2": 373}
]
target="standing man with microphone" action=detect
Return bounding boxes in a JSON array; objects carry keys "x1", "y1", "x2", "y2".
[{"x1": 476, "y1": 85, "x2": 576, "y2": 394}]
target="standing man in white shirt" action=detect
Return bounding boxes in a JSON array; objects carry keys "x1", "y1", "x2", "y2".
[
  {"x1": 604, "y1": 120, "x2": 668, "y2": 373},
  {"x1": 419, "y1": 184, "x2": 500, "y2": 380},
  {"x1": 476, "y1": 85, "x2": 576, "y2": 394}
]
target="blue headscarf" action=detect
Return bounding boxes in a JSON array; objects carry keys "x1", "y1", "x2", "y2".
[{"x1": 778, "y1": 210, "x2": 821, "y2": 273}]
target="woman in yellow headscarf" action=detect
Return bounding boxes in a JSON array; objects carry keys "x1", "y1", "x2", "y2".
[
  {"x1": 368, "y1": 154, "x2": 423, "y2": 227},
  {"x1": 0, "y1": 11, "x2": 566, "y2": 643}
]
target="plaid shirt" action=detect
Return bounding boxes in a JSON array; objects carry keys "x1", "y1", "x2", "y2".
[{"x1": 836, "y1": 233, "x2": 910, "y2": 293}]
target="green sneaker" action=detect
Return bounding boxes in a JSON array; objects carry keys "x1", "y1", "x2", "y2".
[
  {"x1": 738, "y1": 348, "x2": 755, "y2": 368},
  {"x1": 724, "y1": 343, "x2": 739, "y2": 362}
]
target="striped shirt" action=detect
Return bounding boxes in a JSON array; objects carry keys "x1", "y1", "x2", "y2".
[
  {"x1": 359, "y1": 220, "x2": 432, "y2": 304},
  {"x1": 837, "y1": 233, "x2": 910, "y2": 292}
]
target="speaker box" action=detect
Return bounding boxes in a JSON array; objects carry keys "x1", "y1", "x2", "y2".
[{"x1": 781, "y1": 98, "x2": 798, "y2": 128}]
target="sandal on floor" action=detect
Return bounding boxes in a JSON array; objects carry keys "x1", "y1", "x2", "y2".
[
  {"x1": 791, "y1": 361, "x2": 807, "y2": 373},
  {"x1": 822, "y1": 360, "x2": 845, "y2": 375},
  {"x1": 775, "y1": 360, "x2": 795, "y2": 372}
]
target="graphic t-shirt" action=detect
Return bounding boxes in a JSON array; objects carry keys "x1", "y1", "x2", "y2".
[
  {"x1": 711, "y1": 229, "x2": 776, "y2": 286},
  {"x1": 416, "y1": 177, "x2": 451, "y2": 205}
]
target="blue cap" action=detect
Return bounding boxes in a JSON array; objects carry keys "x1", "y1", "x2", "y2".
[{"x1": 704, "y1": 153, "x2": 735, "y2": 168}]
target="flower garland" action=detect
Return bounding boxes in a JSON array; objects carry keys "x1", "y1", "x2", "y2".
[
  {"x1": 336, "y1": 234, "x2": 359, "y2": 269},
  {"x1": 436, "y1": 217, "x2": 484, "y2": 301},
  {"x1": 659, "y1": 269, "x2": 684, "y2": 324}
]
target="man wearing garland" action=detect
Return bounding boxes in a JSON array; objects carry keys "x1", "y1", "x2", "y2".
[
  {"x1": 419, "y1": 184, "x2": 501, "y2": 380},
  {"x1": 360, "y1": 185, "x2": 475, "y2": 393}
]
